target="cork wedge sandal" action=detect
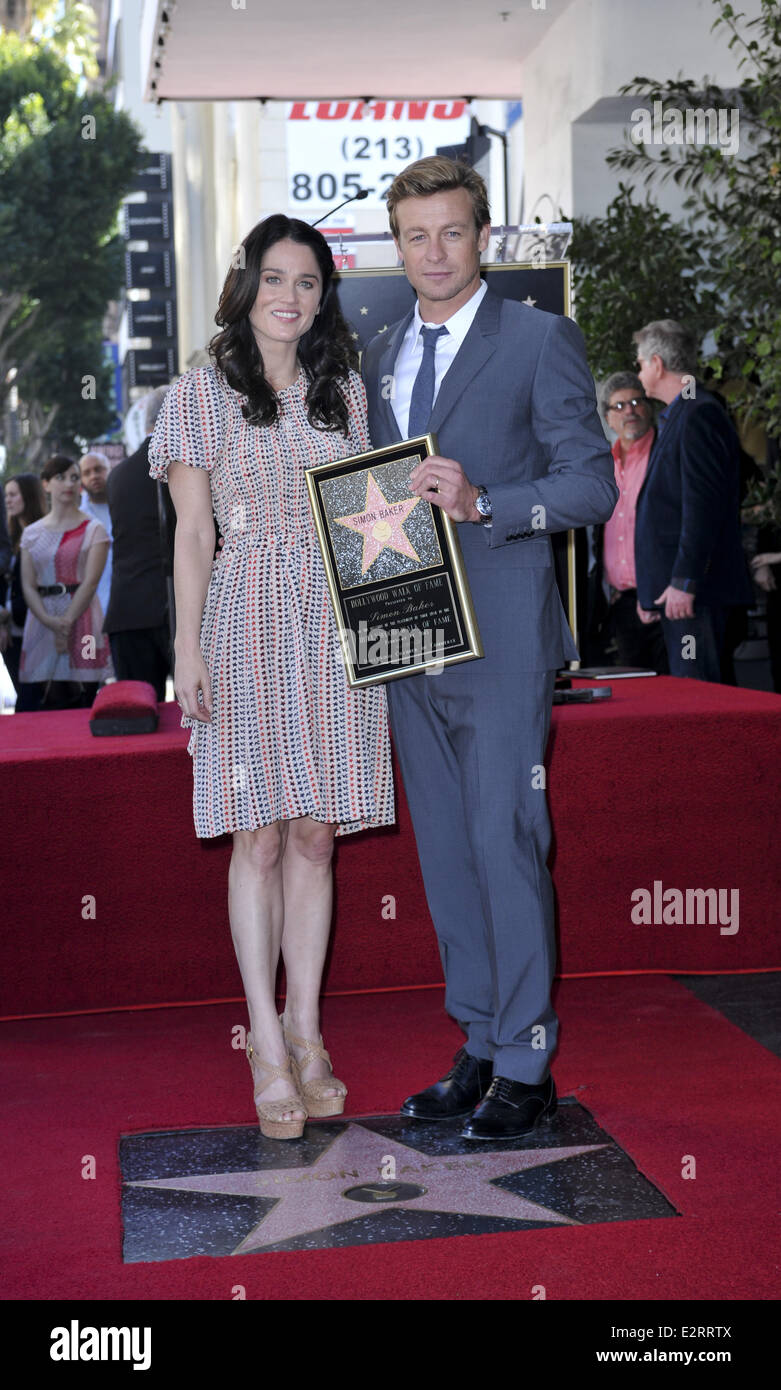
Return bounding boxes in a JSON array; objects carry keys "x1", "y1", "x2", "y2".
[
  {"x1": 280, "y1": 1020, "x2": 347, "y2": 1117},
  {"x1": 246, "y1": 1034, "x2": 307, "y2": 1140}
]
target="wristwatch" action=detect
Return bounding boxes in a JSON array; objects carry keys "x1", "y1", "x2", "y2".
[{"x1": 473, "y1": 484, "x2": 492, "y2": 525}]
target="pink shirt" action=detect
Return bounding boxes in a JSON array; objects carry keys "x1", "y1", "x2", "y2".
[{"x1": 603, "y1": 430, "x2": 654, "y2": 591}]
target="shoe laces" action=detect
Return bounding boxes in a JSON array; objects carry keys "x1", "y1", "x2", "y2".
[
  {"x1": 444, "y1": 1047, "x2": 470, "y2": 1081},
  {"x1": 486, "y1": 1076, "x2": 515, "y2": 1103}
]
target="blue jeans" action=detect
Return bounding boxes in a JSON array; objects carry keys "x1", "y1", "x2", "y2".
[{"x1": 660, "y1": 604, "x2": 727, "y2": 682}]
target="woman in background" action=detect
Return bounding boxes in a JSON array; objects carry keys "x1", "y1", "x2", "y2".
[
  {"x1": 18, "y1": 456, "x2": 112, "y2": 709},
  {"x1": 0, "y1": 473, "x2": 45, "y2": 710}
]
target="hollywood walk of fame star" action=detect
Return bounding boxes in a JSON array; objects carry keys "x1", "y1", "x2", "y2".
[
  {"x1": 334, "y1": 471, "x2": 421, "y2": 575},
  {"x1": 127, "y1": 1122, "x2": 607, "y2": 1254}
]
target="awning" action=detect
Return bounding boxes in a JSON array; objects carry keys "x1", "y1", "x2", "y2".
[{"x1": 141, "y1": 0, "x2": 574, "y2": 103}]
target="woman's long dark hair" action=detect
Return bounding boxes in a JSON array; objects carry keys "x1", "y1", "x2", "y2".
[
  {"x1": 210, "y1": 215, "x2": 357, "y2": 435},
  {"x1": 6, "y1": 472, "x2": 46, "y2": 549}
]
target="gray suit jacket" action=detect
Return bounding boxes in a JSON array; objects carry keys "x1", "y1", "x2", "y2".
[{"x1": 362, "y1": 288, "x2": 618, "y2": 673}]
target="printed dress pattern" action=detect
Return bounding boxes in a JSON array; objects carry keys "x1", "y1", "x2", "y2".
[
  {"x1": 149, "y1": 364, "x2": 394, "y2": 839},
  {"x1": 19, "y1": 517, "x2": 112, "y2": 683}
]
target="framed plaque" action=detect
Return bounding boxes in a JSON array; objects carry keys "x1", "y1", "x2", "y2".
[{"x1": 306, "y1": 435, "x2": 483, "y2": 687}]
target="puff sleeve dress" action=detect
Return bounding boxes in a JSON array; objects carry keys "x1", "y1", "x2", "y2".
[{"x1": 149, "y1": 364, "x2": 394, "y2": 840}]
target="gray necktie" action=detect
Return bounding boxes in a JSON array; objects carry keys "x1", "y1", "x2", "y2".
[{"x1": 407, "y1": 325, "x2": 448, "y2": 437}]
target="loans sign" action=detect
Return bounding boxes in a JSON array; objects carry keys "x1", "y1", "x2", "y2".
[{"x1": 286, "y1": 100, "x2": 471, "y2": 212}]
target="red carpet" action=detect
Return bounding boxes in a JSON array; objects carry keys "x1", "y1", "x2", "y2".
[
  {"x1": 1, "y1": 976, "x2": 778, "y2": 1301},
  {"x1": 3, "y1": 676, "x2": 780, "y2": 1016}
]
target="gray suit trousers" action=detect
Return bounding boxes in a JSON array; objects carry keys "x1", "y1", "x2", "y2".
[{"x1": 387, "y1": 664, "x2": 558, "y2": 1084}]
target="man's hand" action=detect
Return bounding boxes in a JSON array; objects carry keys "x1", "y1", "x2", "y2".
[
  {"x1": 410, "y1": 455, "x2": 481, "y2": 523},
  {"x1": 655, "y1": 584, "x2": 695, "y2": 620},
  {"x1": 751, "y1": 553, "x2": 780, "y2": 593},
  {"x1": 636, "y1": 601, "x2": 661, "y2": 625}
]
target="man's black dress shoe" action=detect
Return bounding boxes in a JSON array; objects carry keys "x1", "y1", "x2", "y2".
[
  {"x1": 400, "y1": 1047, "x2": 494, "y2": 1120},
  {"x1": 461, "y1": 1074, "x2": 557, "y2": 1140}
]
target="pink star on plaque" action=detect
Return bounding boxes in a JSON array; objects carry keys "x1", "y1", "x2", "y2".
[{"x1": 334, "y1": 470, "x2": 421, "y2": 575}]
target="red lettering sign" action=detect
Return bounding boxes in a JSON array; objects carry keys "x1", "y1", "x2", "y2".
[{"x1": 287, "y1": 100, "x2": 469, "y2": 122}]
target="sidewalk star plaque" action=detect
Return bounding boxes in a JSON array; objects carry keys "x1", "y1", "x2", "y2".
[{"x1": 306, "y1": 434, "x2": 483, "y2": 686}]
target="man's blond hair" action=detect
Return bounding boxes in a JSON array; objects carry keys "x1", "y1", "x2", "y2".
[{"x1": 385, "y1": 156, "x2": 491, "y2": 240}]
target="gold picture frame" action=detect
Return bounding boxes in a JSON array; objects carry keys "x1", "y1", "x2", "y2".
[{"x1": 306, "y1": 433, "x2": 483, "y2": 687}]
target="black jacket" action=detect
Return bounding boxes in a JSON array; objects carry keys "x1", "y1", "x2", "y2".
[
  {"x1": 635, "y1": 382, "x2": 753, "y2": 609},
  {"x1": 104, "y1": 437, "x2": 171, "y2": 632}
]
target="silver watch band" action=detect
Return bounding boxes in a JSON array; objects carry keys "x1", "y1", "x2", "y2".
[{"x1": 474, "y1": 485, "x2": 492, "y2": 526}]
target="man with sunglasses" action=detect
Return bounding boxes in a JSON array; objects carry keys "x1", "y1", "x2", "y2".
[{"x1": 598, "y1": 373, "x2": 668, "y2": 671}]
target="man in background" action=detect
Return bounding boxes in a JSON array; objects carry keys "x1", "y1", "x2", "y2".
[
  {"x1": 104, "y1": 388, "x2": 172, "y2": 701},
  {"x1": 598, "y1": 372, "x2": 667, "y2": 671},
  {"x1": 79, "y1": 451, "x2": 113, "y2": 620},
  {"x1": 634, "y1": 319, "x2": 753, "y2": 681}
]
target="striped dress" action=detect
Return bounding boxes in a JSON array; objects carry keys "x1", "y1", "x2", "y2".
[{"x1": 148, "y1": 364, "x2": 394, "y2": 840}]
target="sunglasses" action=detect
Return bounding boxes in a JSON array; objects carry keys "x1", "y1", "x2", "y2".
[{"x1": 607, "y1": 398, "x2": 649, "y2": 413}]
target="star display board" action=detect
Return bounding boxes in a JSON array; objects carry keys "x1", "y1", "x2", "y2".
[
  {"x1": 120, "y1": 1101, "x2": 677, "y2": 1262},
  {"x1": 334, "y1": 261, "x2": 570, "y2": 353}
]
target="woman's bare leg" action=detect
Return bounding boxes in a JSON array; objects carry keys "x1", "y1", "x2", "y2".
[
  {"x1": 229, "y1": 821, "x2": 304, "y2": 1119},
  {"x1": 280, "y1": 817, "x2": 339, "y2": 1092}
]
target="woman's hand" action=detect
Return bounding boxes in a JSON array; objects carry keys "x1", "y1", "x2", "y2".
[
  {"x1": 174, "y1": 650, "x2": 213, "y2": 722},
  {"x1": 50, "y1": 614, "x2": 74, "y2": 649}
]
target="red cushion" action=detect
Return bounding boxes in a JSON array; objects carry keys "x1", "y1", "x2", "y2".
[{"x1": 91, "y1": 680, "x2": 159, "y2": 720}]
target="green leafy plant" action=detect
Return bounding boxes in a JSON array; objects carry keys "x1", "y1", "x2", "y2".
[
  {"x1": 602, "y1": 0, "x2": 781, "y2": 524},
  {"x1": 0, "y1": 4, "x2": 143, "y2": 467},
  {"x1": 569, "y1": 185, "x2": 720, "y2": 381}
]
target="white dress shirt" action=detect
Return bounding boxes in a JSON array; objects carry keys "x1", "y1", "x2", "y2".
[{"x1": 392, "y1": 280, "x2": 488, "y2": 439}]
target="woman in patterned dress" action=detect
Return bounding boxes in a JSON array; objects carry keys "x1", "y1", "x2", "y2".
[
  {"x1": 18, "y1": 455, "x2": 112, "y2": 710},
  {"x1": 149, "y1": 217, "x2": 394, "y2": 1140}
]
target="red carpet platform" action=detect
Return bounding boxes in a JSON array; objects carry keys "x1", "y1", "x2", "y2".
[
  {"x1": 3, "y1": 676, "x2": 780, "y2": 1016},
  {"x1": 1, "y1": 978, "x2": 778, "y2": 1301}
]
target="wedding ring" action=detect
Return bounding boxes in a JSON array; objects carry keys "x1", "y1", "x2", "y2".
[{"x1": 433, "y1": 476, "x2": 440, "y2": 491}]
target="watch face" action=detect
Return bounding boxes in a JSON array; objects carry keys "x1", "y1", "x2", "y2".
[{"x1": 476, "y1": 491, "x2": 491, "y2": 517}]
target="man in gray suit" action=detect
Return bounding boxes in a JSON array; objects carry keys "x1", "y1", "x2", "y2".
[{"x1": 362, "y1": 157, "x2": 617, "y2": 1139}]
